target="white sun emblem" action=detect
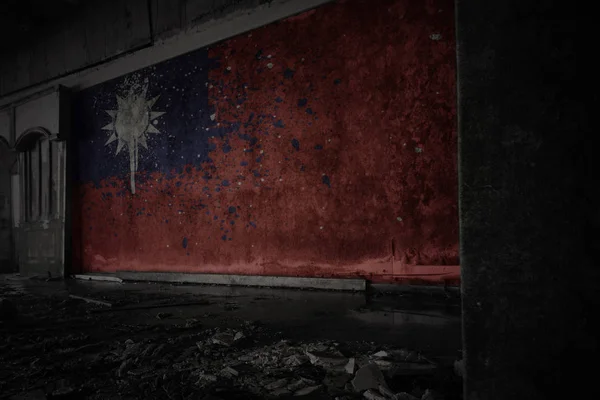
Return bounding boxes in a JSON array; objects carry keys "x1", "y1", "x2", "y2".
[{"x1": 102, "y1": 79, "x2": 165, "y2": 194}]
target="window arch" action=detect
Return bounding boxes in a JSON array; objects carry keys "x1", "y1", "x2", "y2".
[{"x1": 15, "y1": 127, "x2": 58, "y2": 222}]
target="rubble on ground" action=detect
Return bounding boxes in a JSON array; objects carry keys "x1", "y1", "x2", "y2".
[{"x1": 0, "y1": 279, "x2": 460, "y2": 400}]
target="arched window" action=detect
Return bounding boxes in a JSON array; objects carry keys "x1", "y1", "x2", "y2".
[{"x1": 15, "y1": 127, "x2": 61, "y2": 223}]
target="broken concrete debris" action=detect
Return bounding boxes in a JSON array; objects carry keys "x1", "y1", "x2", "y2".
[
  {"x1": 210, "y1": 330, "x2": 245, "y2": 346},
  {"x1": 156, "y1": 312, "x2": 173, "y2": 319},
  {"x1": 265, "y1": 378, "x2": 290, "y2": 390},
  {"x1": 221, "y1": 366, "x2": 239, "y2": 377},
  {"x1": 352, "y1": 364, "x2": 389, "y2": 392},
  {"x1": 0, "y1": 279, "x2": 457, "y2": 400},
  {"x1": 307, "y1": 349, "x2": 348, "y2": 370},
  {"x1": 364, "y1": 389, "x2": 388, "y2": 400},
  {"x1": 379, "y1": 384, "x2": 396, "y2": 398},
  {"x1": 345, "y1": 357, "x2": 356, "y2": 374},
  {"x1": 295, "y1": 384, "x2": 322, "y2": 396},
  {"x1": 394, "y1": 393, "x2": 420, "y2": 400}
]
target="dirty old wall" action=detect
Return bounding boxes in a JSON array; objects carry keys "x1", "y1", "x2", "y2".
[{"x1": 72, "y1": 0, "x2": 458, "y2": 284}]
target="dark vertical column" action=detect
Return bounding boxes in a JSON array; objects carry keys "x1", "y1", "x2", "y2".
[{"x1": 457, "y1": 0, "x2": 594, "y2": 399}]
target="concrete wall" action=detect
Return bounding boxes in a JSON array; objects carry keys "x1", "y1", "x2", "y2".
[
  {"x1": 14, "y1": 92, "x2": 61, "y2": 141},
  {"x1": 0, "y1": 143, "x2": 12, "y2": 271},
  {"x1": 71, "y1": 0, "x2": 458, "y2": 283},
  {"x1": 0, "y1": 110, "x2": 10, "y2": 145},
  {"x1": 457, "y1": 0, "x2": 595, "y2": 398}
]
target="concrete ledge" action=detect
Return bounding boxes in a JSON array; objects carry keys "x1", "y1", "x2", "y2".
[
  {"x1": 73, "y1": 274, "x2": 123, "y2": 283},
  {"x1": 116, "y1": 271, "x2": 366, "y2": 292},
  {"x1": 369, "y1": 283, "x2": 460, "y2": 296}
]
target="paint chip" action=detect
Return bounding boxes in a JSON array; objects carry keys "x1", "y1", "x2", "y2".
[
  {"x1": 397, "y1": 217, "x2": 403, "y2": 222},
  {"x1": 210, "y1": 113, "x2": 216, "y2": 121},
  {"x1": 415, "y1": 147, "x2": 423, "y2": 153},
  {"x1": 267, "y1": 63, "x2": 274, "y2": 69},
  {"x1": 429, "y1": 33, "x2": 442, "y2": 40}
]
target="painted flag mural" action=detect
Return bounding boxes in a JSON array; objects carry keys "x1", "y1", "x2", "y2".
[{"x1": 72, "y1": 0, "x2": 459, "y2": 284}]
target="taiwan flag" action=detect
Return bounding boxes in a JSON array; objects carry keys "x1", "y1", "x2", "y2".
[{"x1": 71, "y1": 0, "x2": 459, "y2": 283}]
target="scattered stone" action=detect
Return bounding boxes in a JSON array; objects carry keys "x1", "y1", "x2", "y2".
[
  {"x1": 379, "y1": 384, "x2": 395, "y2": 398},
  {"x1": 288, "y1": 379, "x2": 309, "y2": 392},
  {"x1": 271, "y1": 387, "x2": 291, "y2": 396},
  {"x1": 117, "y1": 359, "x2": 135, "y2": 377},
  {"x1": 186, "y1": 318, "x2": 201, "y2": 328},
  {"x1": 306, "y1": 350, "x2": 348, "y2": 369},
  {"x1": 373, "y1": 351, "x2": 389, "y2": 358},
  {"x1": 265, "y1": 378, "x2": 289, "y2": 390},
  {"x1": 140, "y1": 343, "x2": 157, "y2": 357},
  {"x1": 284, "y1": 354, "x2": 306, "y2": 367},
  {"x1": 352, "y1": 364, "x2": 389, "y2": 393},
  {"x1": 156, "y1": 312, "x2": 172, "y2": 319},
  {"x1": 121, "y1": 341, "x2": 144, "y2": 359},
  {"x1": 151, "y1": 343, "x2": 166, "y2": 357},
  {"x1": 221, "y1": 366, "x2": 239, "y2": 377},
  {"x1": 364, "y1": 389, "x2": 387, "y2": 400},
  {"x1": 195, "y1": 371, "x2": 218, "y2": 384},
  {"x1": 51, "y1": 379, "x2": 75, "y2": 398},
  {"x1": 372, "y1": 359, "x2": 394, "y2": 371},
  {"x1": 295, "y1": 385, "x2": 322, "y2": 396},
  {"x1": 211, "y1": 331, "x2": 242, "y2": 346},
  {"x1": 324, "y1": 373, "x2": 352, "y2": 390},
  {"x1": 345, "y1": 358, "x2": 356, "y2": 374}
]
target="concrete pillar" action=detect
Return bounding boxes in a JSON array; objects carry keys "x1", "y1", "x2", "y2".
[{"x1": 457, "y1": 1, "x2": 594, "y2": 399}]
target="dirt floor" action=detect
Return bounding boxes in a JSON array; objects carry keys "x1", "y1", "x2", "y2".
[{"x1": 0, "y1": 275, "x2": 462, "y2": 400}]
